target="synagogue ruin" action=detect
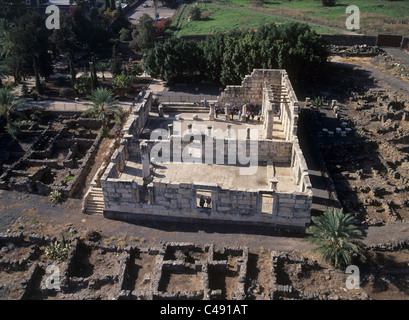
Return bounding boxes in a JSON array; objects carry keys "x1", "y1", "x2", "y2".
[{"x1": 83, "y1": 69, "x2": 313, "y2": 230}]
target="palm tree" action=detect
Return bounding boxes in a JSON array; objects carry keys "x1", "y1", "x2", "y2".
[
  {"x1": 83, "y1": 87, "x2": 122, "y2": 134},
  {"x1": 306, "y1": 208, "x2": 366, "y2": 269},
  {"x1": 0, "y1": 87, "x2": 24, "y2": 125},
  {"x1": 96, "y1": 61, "x2": 110, "y2": 81},
  {"x1": 312, "y1": 96, "x2": 323, "y2": 108}
]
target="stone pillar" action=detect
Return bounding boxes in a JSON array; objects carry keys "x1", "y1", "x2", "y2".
[
  {"x1": 208, "y1": 104, "x2": 215, "y2": 121},
  {"x1": 241, "y1": 104, "x2": 247, "y2": 122},
  {"x1": 168, "y1": 124, "x2": 173, "y2": 138},
  {"x1": 158, "y1": 104, "x2": 164, "y2": 117},
  {"x1": 140, "y1": 141, "x2": 150, "y2": 181},
  {"x1": 227, "y1": 124, "x2": 232, "y2": 138},
  {"x1": 207, "y1": 125, "x2": 212, "y2": 136},
  {"x1": 225, "y1": 104, "x2": 231, "y2": 121},
  {"x1": 264, "y1": 108, "x2": 274, "y2": 139}
]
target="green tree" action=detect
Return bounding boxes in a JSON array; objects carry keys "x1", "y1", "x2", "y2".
[
  {"x1": 83, "y1": 87, "x2": 122, "y2": 132},
  {"x1": 4, "y1": 11, "x2": 53, "y2": 90},
  {"x1": 136, "y1": 14, "x2": 157, "y2": 52},
  {"x1": 143, "y1": 37, "x2": 203, "y2": 83},
  {"x1": 0, "y1": 87, "x2": 24, "y2": 125},
  {"x1": 199, "y1": 32, "x2": 226, "y2": 84},
  {"x1": 110, "y1": 43, "x2": 123, "y2": 77},
  {"x1": 306, "y1": 209, "x2": 366, "y2": 269},
  {"x1": 189, "y1": 6, "x2": 202, "y2": 21},
  {"x1": 90, "y1": 56, "x2": 99, "y2": 91}
]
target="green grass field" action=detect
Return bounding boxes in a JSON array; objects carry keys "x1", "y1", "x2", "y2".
[
  {"x1": 171, "y1": 2, "x2": 341, "y2": 36},
  {"x1": 170, "y1": 0, "x2": 409, "y2": 36}
]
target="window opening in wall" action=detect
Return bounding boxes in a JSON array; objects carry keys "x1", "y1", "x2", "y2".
[
  {"x1": 261, "y1": 194, "x2": 274, "y2": 215},
  {"x1": 196, "y1": 189, "x2": 212, "y2": 209}
]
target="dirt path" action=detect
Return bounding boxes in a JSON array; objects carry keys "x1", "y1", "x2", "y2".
[{"x1": 330, "y1": 55, "x2": 409, "y2": 99}]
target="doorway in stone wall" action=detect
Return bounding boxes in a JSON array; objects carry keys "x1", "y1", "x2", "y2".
[
  {"x1": 261, "y1": 194, "x2": 275, "y2": 215},
  {"x1": 196, "y1": 189, "x2": 212, "y2": 209}
]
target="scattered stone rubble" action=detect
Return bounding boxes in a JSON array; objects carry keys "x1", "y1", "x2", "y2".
[{"x1": 330, "y1": 44, "x2": 381, "y2": 57}]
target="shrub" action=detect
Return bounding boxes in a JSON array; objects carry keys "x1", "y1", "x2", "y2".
[
  {"x1": 189, "y1": 6, "x2": 202, "y2": 21},
  {"x1": 49, "y1": 190, "x2": 63, "y2": 204},
  {"x1": 322, "y1": 0, "x2": 336, "y2": 7},
  {"x1": 74, "y1": 73, "x2": 92, "y2": 95},
  {"x1": 5, "y1": 121, "x2": 21, "y2": 140},
  {"x1": 112, "y1": 74, "x2": 135, "y2": 95},
  {"x1": 45, "y1": 237, "x2": 71, "y2": 261}
]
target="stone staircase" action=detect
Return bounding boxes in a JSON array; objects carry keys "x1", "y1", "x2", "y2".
[
  {"x1": 151, "y1": 102, "x2": 209, "y2": 114},
  {"x1": 83, "y1": 187, "x2": 105, "y2": 215}
]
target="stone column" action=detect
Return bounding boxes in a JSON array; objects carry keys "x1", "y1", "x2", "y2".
[
  {"x1": 158, "y1": 104, "x2": 164, "y2": 117},
  {"x1": 227, "y1": 124, "x2": 232, "y2": 138},
  {"x1": 208, "y1": 104, "x2": 215, "y2": 121},
  {"x1": 140, "y1": 141, "x2": 150, "y2": 181},
  {"x1": 241, "y1": 104, "x2": 247, "y2": 122},
  {"x1": 168, "y1": 124, "x2": 173, "y2": 138},
  {"x1": 207, "y1": 125, "x2": 212, "y2": 136},
  {"x1": 264, "y1": 108, "x2": 274, "y2": 139},
  {"x1": 225, "y1": 104, "x2": 231, "y2": 121}
]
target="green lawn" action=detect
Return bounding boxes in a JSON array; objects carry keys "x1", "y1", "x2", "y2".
[
  {"x1": 170, "y1": 0, "x2": 409, "y2": 36},
  {"x1": 219, "y1": 0, "x2": 409, "y2": 35},
  {"x1": 172, "y1": 2, "x2": 340, "y2": 36}
]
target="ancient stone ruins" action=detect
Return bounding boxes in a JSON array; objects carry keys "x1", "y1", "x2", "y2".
[
  {"x1": 0, "y1": 232, "x2": 373, "y2": 300},
  {"x1": 83, "y1": 69, "x2": 313, "y2": 230}
]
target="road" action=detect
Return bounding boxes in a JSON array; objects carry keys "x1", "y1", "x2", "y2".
[{"x1": 126, "y1": 0, "x2": 177, "y2": 24}]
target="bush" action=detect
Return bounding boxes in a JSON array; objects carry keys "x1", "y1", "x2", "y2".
[
  {"x1": 5, "y1": 121, "x2": 21, "y2": 140},
  {"x1": 49, "y1": 190, "x2": 63, "y2": 204},
  {"x1": 74, "y1": 73, "x2": 92, "y2": 95},
  {"x1": 119, "y1": 27, "x2": 131, "y2": 41},
  {"x1": 189, "y1": 6, "x2": 202, "y2": 21},
  {"x1": 45, "y1": 237, "x2": 71, "y2": 261},
  {"x1": 322, "y1": 0, "x2": 336, "y2": 6},
  {"x1": 112, "y1": 74, "x2": 135, "y2": 95}
]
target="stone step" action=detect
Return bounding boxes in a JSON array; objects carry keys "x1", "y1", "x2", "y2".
[
  {"x1": 85, "y1": 187, "x2": 105, "y2": 214},
  {"x1": 88, "y1": 199, "x2": 104, "y2": 205}
]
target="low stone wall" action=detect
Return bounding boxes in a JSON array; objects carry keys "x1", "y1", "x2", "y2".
[{"x1": 321, "y1": 34, "x2": 378, "y2": 47}]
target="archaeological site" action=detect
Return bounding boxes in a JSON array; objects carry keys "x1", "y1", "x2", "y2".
[
  {"x1": 84, "y1": 69, "x2": 313, "y2": 230},
  {"x1": 1, "y1": 43, "x2": 409, "y2": 302}
]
